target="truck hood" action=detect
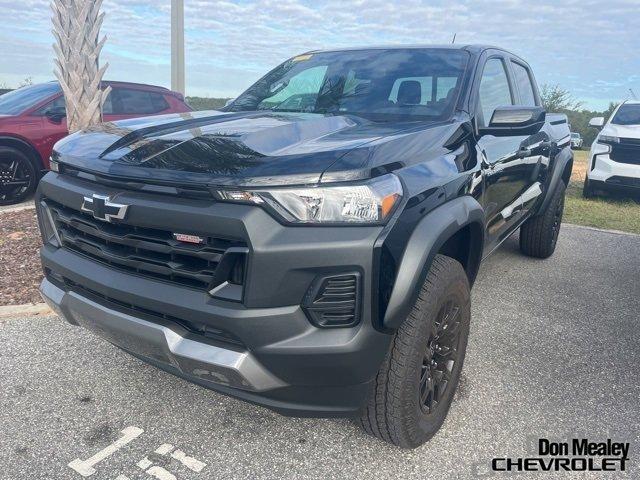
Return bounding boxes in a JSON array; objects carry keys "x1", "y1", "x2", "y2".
[
  {"x1": 53, "y1": 110, "x2": 455, "y2": 187},
  {"x1": 601, "y1": 123, "x2": 640, "y2": 139}
]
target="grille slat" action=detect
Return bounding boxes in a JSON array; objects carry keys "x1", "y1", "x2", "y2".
[
  {"x1": 610, "y1": 140, "x2": 640, "y2": 165},
  {"x1": 46, "y1": 199, "x2": 246, "y2": 290}
]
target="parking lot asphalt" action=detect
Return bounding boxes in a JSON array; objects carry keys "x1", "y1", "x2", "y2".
[{"x1": 1, "y1": 224, "x2": 639, "y2": 480}]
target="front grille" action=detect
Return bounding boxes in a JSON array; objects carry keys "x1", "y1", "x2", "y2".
[
  {"x1": 303, "y1": 273, "x2": 361, "y2": 327},
  {"x1": 45, "y1": 199, "x2": 246, "y2": 290},
  {"x1": 610, "y1": 139, "x2": 640, "y2": 165}
]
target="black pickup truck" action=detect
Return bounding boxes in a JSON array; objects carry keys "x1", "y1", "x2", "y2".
[{"x1": 37, "y1": 45, "x2": 572, "y2": 448}]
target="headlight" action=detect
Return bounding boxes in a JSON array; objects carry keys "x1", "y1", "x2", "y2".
[
  {"x1": 598, "y1": 135, "x2": 619, "y2": 145},
  {"x1": 49, "y1": 158, "x2": 60, "y2": 172},
  {"x1": 216, "y1": 174, "x2": 403, "y2": 224}
]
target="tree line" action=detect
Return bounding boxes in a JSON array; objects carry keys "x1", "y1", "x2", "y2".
[{"x1": 540, "y1": 84, "x2": 618, "y2": 148}]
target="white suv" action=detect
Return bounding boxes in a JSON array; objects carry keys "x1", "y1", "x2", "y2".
[{"x1": 584, "y1": 101, "x2": 640, "y2": 197}]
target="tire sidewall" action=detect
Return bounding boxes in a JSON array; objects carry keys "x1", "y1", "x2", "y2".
[
  {"x1": 0, "y1": 147, "x2": 39, "y2": 205},
  {"x1": 396, "y1": 258, "x2": 471, "y2": 446}
]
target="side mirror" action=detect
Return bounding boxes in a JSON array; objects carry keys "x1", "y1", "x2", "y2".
[
  {"x1": 589, "y1": 117, "x2": 605, "y2": 129},
  {"x1": 224, "y1": 98, "x2": 235, "y2": 107},
  {"x1": 45, "y1": 105, "x2": 66, "y2": 123},
  {"x1": 479, "y1": 106, "x2": 546, "y2": 137}
]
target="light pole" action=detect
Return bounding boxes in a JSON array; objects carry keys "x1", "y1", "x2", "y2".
[{"x1": 171, "y1": 0, "x2": 185, "y2": 95}]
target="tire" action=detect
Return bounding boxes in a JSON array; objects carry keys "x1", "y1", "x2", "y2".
[
  {"x1": 0, "y1": 146, "x2": 39, "y2": 206},
  {"x1": 519, "y1": 181, "x2": 566, "y2": 259},
  {"x1": 582, "y1": 176, "x2": 595, "y2": 199},
  {"x1": 358, "y1": 254, "x2": 471, "y2": 448}
]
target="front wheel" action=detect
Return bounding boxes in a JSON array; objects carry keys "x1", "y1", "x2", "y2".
[
  {"x1": 582, "y1": 176, "x2": 595, "y2": 199},
  {"x1": 0, "y1": 147, "x2": 38, "y2": 205},
  {"x1": 358, "y1": 254, "x2": 471, "y2": 448},
  {"x1": 520, "y1": 181, "x2": 566, "y2": 258}
]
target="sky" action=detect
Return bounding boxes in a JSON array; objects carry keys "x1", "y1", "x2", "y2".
[{"x1": 1, "y1": 0, "x2": 639, "y2": 110}]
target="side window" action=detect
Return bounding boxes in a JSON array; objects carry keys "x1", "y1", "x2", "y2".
[
  {"x1": 34, "y1": 95, "x2": 65, "y2": 115},
  {"x1": 478, "y1": 58, "x2": 513, "y2": 127},
  {"x1": 102, "y1": 90, "x2": 114, "y2": 114},
  {"x1": 113, "y1": 89, "x2": 169, "y2": 115},
  {"x1": 511, "y1": 62, "x2": 537, "y2": 106}
]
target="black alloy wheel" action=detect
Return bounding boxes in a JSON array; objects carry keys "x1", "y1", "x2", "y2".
[
  {"x1": 419, "y1": 299, "x2": 462, "y2": 414},
  {"x1": 0, "y1": 148, "x2": 38, "y2": 205}
]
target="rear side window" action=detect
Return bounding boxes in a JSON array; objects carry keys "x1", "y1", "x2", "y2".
[
  {"x1": 103, "y1": 90, "x2": 114, "y2": 114},
  {"x1": 478, "y1": 58, "x2": 513, "y2": 127},
  {"x1": 112, "y1": 88, "x2": 169, "y2": 115},
  {"x1": 511, "y1": 62, "x2": 537, "y2": 106}
]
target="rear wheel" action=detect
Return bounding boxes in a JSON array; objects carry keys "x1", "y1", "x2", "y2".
[
  {"x1": 520, "y1": 181, "x2": 566, "y2": 258},
  {"x1": 0, "y1": 147, "x2": 38, "y2": 205},
  {"x1": 358, "y1": 254, "x2": 471, "y2": 448}
]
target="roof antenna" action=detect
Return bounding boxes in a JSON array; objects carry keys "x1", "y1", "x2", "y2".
[
  {"x1": 630, "y1": 88, "x2": 638, "y2": 100},
  {"x1": 451, "y1": 33, "x2": 457, "y2": 44}
]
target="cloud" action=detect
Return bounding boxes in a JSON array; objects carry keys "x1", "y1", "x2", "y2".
[{"x1": 0, "y1": 0, "x2": 638, "y2": 109}]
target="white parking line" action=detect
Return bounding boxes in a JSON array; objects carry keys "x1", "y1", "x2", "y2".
[
  {"x1": 144, "y1": 466, "x2": 177, "y2": 480},
  {"x1": 137, "y1": 457, "x2": 153, "y2": 470},
  {"x1": 170, "y1": 449, "x2": 206, "y2": 472},
  {"x1": 68, "y1": 426, "x2": 144, "y2": 477}
]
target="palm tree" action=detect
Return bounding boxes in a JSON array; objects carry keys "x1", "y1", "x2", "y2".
[{"x1": 51, "y1": 0, "x2": 110, "y2": 133}]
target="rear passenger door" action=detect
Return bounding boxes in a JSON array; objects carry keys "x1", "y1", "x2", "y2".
[{"x1": 508, "y1": 59, "x2": 549, "y2": 213}]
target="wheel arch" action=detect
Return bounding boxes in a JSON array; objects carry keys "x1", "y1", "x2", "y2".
[
  {"x1": 538, "y1": 146, "x2": 573, "y2": 214},
  {"x1": 380, "y1": 195, "x2": 484, "y2": 331},
  {"x1": 0, "y1": 135, "x2": 44, "y2": 171}
]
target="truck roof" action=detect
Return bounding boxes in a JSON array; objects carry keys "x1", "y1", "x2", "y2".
[{"x1": 307, "y1": 44, "x2": 511, "y2": 55}]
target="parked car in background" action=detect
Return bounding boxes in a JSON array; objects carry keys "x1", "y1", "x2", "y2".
[
  {"x1": 570, "y1": 132, "x2": 583, "y2": 149},
  {"x1": 0, "y1": 81, "x2": 191, "y2": 205},
  {"x1": 584, "y1": 100, "x2": 640, "y2": 198}
]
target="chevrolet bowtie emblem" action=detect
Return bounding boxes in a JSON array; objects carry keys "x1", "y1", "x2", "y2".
[{"x1": 81, "y1": 194, "x2": 129, "y2": 223}]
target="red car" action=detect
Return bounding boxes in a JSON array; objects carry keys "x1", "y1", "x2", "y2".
[{"x1": 0, "y1": 81, "x2": 192, "y2": 205}]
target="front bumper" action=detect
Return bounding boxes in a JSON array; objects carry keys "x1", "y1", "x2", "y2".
[
  {"x1": 588, "y1": 152, "x2": 640, "y2": 186},
  {"x1": 41, "y1": 278, "x2": 285, "y2": 392},
  {"x1": 40, "y1": 245, "x2": 392, "y2": 417}
]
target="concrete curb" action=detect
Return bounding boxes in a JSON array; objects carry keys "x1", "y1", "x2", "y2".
[
  {"x1": 0, "y1": 303, "x2": 52, "y2": 319},
  {"x1": 563, "y1": 222, "x2": 640, "y2": 237}
]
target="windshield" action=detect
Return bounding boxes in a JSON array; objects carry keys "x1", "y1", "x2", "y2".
[
  {"x1": 0, "y1": 82, "x2": 61, "y2": 115},
  {"x1": 226, "y1": 48, "x2": 469, "y2": 121},
  {"x1": 571, "y1": 133, "x2": 580, "y2": 138},
  {"x1": 611, "y1": 104, "x2": 640, "y2": 126}
]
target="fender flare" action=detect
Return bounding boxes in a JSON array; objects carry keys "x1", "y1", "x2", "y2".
[
  {"x1": 538, "y1": 146, "x2": 573, "y2": 214},
  {"x1": 382, "y1": 195, "x2": 485, "y2": 330}
]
